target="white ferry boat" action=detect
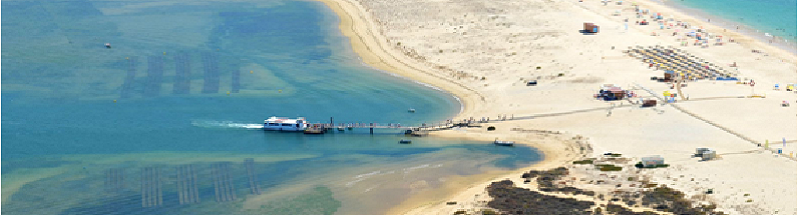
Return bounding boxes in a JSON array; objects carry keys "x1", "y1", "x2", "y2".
[{"x1": 263, "y1": 116, "x2": 309, "y2": 132}]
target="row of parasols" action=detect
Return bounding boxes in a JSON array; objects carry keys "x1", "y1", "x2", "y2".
[{"x1": 625, "y1": 45, "x2": 736, "y2": 80}]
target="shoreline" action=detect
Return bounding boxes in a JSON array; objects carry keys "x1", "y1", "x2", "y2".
[
  {"x1": 312, "y1": 0, "x2": 583, "y2": 213},
  {"x1": 312, "y1": 0, "x2": 486, "y2": 120},
  {"x1": 641, "y1": 0, "x2": 797, "y2": 55},
  {"x1": 314, "y1": 0, "x2": 796, "y2": 214}
]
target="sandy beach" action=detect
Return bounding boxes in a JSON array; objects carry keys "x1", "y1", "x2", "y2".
[{"x1": 315, "y1": 0, "x2": 797, "y2": 214}]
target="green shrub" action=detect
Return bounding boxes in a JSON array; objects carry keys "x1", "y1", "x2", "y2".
[
  {"x1": 482, "y1": 210, "x2": 498, "y2": 215},
  {"x1": 572, "y1": 160, "x2": 594, "y2": 165},
  {"x1": 595, "y1": 164, "x2": 622, "y2": 171}
]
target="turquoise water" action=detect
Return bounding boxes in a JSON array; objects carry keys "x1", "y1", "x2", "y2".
[
  {"x1": 1, "y1": 0, "x2": 542, "y2": 214},
  {"x1": 663, "y1": 0, "x2": 797, "y2": 47}
]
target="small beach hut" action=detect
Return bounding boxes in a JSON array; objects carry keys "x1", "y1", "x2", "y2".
[
  {"x1": 701, "y1": 150, "x2": 716, "y2": 161},
  {"x1": 642, "y1": 99, "x2": 657, "y2": 107},
  {"x1": 664, "y1": 70, "x2": 675, "y2": 82},
  {"x1": 583, "y1": 23, "x2": 599, "y2": 33},
  {"x1": 695, "y1": 148, "x2": 710, "y2": 157},
  {"x1": 641, "y1": 156, "x2": 664, "y2": 167}
]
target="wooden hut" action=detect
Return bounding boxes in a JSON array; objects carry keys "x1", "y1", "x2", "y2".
[
  {"x1": 664, "y1": 70, "x2": 675, "y2": 82},
  {"x1": 701, "y1": 150, "x2": 716, "y2": 161},
  {"x1": 583, "y1": 23, "x2": 599, "y2": 33},
  {"x1": 641, "y1": 156, "x2": 664, "y2": 167},
  {"x1": 642, "y1": 99, "x2": 657, "y2": 107},
  {"x1": 695, "y1": 148, "x2": 710, "y2": 157}
]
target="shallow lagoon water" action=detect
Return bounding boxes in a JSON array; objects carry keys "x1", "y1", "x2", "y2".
[{"x1": 2, "y1": 0, "x2": 542, "y2": 214}]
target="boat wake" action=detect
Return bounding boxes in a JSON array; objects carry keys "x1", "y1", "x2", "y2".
[{"x1": 191, "y1": 120, "x2": 264, "y2": 129}]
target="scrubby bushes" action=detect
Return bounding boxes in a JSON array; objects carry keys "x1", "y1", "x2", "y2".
[
  {"x1": 486, "y1": 180, "x2": 595, "y2": 215},
  {"x1": 605, "y1": 203, "x2": 659, "y2": 215},
  {"x1": 520, "y1": 167, "x2": 595, "y2": 196},
  {"x1": 595, "y1": 164, "x2": 623, "y2": 171},
  {"x1": 573, "y1": 159, "x2": 594, "y2": 165},
  {"x1": 640, "y1": 185, "x2": 725, "y2": 215}
]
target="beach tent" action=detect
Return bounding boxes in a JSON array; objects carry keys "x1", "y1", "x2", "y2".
[
  {"x1": 583, "y1": 23, "x2": 599, "y2": 33},
  {"x1": 641, "y1": 156, "x2": 664, "y2": 167},
  {"x1": 664, "y1": 70, "x2": 675, "y2": 81}
]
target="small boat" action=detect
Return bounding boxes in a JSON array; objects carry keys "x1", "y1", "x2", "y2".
[
  {"x1": 493, "y1": 138, "x2": 514, "y2": 146},
  {"x1": 105, "y1": 43, "x2": 111, "y2": 48},
  {"x1": 398, "y1": 139, "x2": 412, "y2": 144},
  {"x1": 408, "y1": 108, "x2": 415, "y2": 113},
  {"x1": 303, "y1": 127, "x2": 325, "y2": 134},
  {"x1": 338, "y1": 127, "x2": 345, "y2": 131},
  {"x1": 264, "y1": 116, "x2": 308, "y2": 132}
]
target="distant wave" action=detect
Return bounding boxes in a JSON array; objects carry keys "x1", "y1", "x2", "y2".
[{"x1": 191, "y1": 120, "x2": 264, "y2": 129}]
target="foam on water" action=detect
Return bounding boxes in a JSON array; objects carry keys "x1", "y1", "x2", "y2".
[{"x1": 191, "y1": 120, "x2": 265, "y2": 129}]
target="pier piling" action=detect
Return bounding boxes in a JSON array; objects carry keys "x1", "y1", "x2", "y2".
[
  {"x1": 212, "y1": 163, "x2": 236, "y2": 202},
  {"x1": 145, "y1": 56, "x2": 164, "y2": 97},
  {"x1": 121, "y1": 56, "x2": 138, "y2": 98},
  {"x1": 244, "y1": 158, "x2": 261, "y2": 195},
  {"x1": 177, "y1": 164, "x2": 200, "y2": 204},
  {"x1": 140, "y1": 167, "x2": 163, "y2": 208},
  {"x1": 212, "y1": 164, "x2": 221, "y2": 202},
  {"x1": 105, "y1": 168, "x2": 124, "y2": 193},
  {"x1": 173, "y1": 53, "x2": 191, "y2": 94},
  {"x1": 201, "y1": 53, "x2": 220, "y2": 94},
  {"x1": 177, "y1": 166, "x2": 185, "y2": 205}
]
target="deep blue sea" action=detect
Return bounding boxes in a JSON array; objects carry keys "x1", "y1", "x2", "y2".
[
  {"x1": 1, "y1": 1, "x2": 542, "y2": 214},
  {"x1": 663, "y1": 0, "x2": 797, "y2": 47}
]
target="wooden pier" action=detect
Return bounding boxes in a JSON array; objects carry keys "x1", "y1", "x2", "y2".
[{"x1": 302, "y1": 121, "x2": 458, "y2": 135}]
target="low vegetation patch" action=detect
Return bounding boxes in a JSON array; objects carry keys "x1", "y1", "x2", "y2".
[
  {"x1": 572, "y1": 159, "x2": 594, "y2": 165},
  {"x1": 595, "y1": 164, "x2": 623, "y2": 171},
  {"x1": 641, "y1": 185, "x2": 725, "y2": 214},
  {"x1": 521, "y1": 167, "x2": 595, "y2": 196},
  {"x1": 487, "y1": 180, "x2": 595, "y2": 215},
  {"x1": 606, "y1": 203, "x2": 659, "y2": 215},
  {"x1": 634, "y1": 162, "x2": 670, "y2": 169}
]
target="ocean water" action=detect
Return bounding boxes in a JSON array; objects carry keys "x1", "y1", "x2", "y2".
[
  {"x1": 1, "y1": 0, "x2": 542, "y2": 214},
  {"x1": 662, "y1": 0, "x2": 797, "y2": 49}
]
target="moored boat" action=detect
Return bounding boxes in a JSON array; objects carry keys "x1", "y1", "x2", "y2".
[
  {"x1": 264, "y1": 116, "x2": 308, "y2": 132},
  {"x1": 398, "y1": 139, "x2": 412, "y2": 144},
  {"x1": 493, "y1": 138, "x2": 514, "y2": 146}
]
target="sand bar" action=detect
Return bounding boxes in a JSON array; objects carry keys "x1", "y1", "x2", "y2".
[{"x1": 315, "y1": 0, "x2": 796, "y2": 214}]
